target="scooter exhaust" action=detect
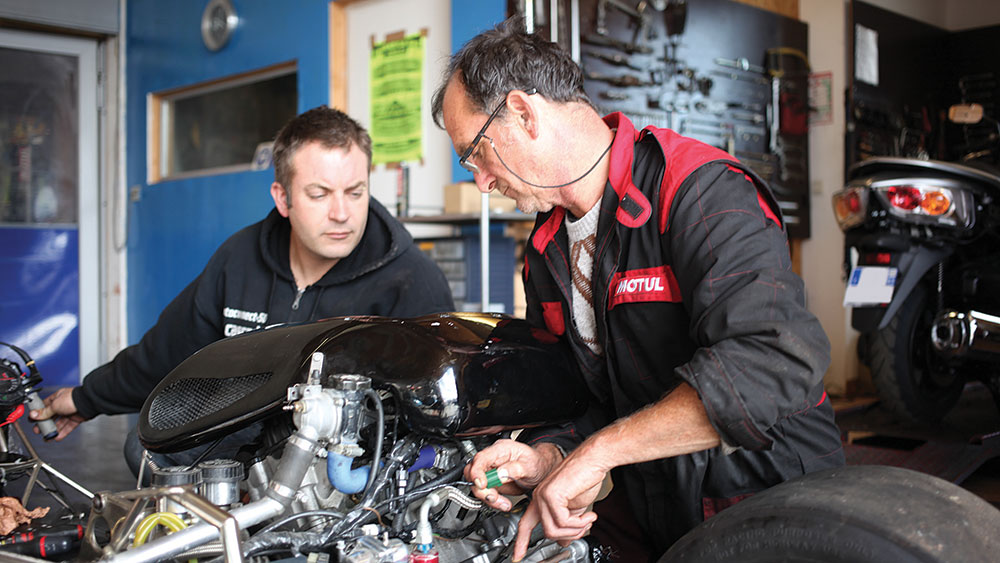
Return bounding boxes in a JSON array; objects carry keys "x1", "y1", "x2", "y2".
[{"x1": 931, "y1": 309, "x2": 1000, "y2": 360}]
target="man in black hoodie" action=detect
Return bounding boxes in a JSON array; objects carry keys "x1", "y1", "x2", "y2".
[{"x1": 30, "y1": 107, "x2": 454, "y2": 472}]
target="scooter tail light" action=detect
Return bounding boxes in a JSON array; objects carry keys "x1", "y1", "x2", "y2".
[
  {"x1": 920, "y1": 190, "x2": 952, "y2": 215},
  {"x1": 877, "y1": 184, "x2": 955, "y2": 219},
  {"x1": 865, "y1": 179, "x2": 971, "y2": 228},
  {"x1": 887, "y1": 186, "x2": 921, "y2": 210},
  {"x1": 832, "y1": 188, "x2": 866, "y2": 230}
]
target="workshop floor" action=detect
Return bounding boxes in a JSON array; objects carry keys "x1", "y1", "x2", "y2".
[
  {"x1": 3, "y1": 384, "x2": 1000, "y2": 514},
  {"x1": 834, "y1": 381, "x2": 1000, "y2": 508},
  {"x1": 4, "y1": 409, "x2": 138, "y2": 510}
]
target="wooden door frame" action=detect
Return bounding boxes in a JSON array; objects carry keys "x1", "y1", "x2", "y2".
[{"x1": 329, "y1": 0, "x2": 372, "y2": 109}]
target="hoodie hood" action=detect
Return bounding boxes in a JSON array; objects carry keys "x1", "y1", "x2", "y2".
[{"x1": 259, "y1": 197, "x2": 413, "y2": 287}]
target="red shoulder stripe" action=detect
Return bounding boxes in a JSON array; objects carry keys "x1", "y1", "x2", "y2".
[{"x1": 725, "y1": 164, "x2": 781, "y2": 226}]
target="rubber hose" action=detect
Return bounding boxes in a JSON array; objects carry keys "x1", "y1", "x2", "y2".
[{"x1": 362, "y1": 388, "x2": 384, "y2": 496}]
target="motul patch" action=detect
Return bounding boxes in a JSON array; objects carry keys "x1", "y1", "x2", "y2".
[{"x1": 607, "y1": 266, "x2": 681, "y2": 309}]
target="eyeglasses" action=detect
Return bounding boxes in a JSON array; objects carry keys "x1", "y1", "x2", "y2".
[{"x1": 458, "y1": 88, "x2": 536, "y2": 175}]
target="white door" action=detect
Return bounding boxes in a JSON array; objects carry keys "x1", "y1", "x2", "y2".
[{"x1": 0, "y1": 29, "x2": 99, "y2": 386}]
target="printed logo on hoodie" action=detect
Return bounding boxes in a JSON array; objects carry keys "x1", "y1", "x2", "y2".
[{"x1": 223, "y1": 307, "x2": 269, "y2": 336}]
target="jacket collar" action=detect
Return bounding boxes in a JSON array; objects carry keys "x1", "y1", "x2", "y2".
[
  {"x1": 531, "y1": 112, "x2": 651, "y2": 254},
  {"x1": 604, "y1": 112, "x2": 652, "y2": 228}
]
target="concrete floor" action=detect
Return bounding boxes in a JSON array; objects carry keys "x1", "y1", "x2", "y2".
[{"x1": 3, "y1": 410, "x2": 137, "y2": 509}]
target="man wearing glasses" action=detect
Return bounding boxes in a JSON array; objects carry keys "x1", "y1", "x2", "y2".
[{"x1": 432, "y1": 18, "x2": 843, "y2": 562}]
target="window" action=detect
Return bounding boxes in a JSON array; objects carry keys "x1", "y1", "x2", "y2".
[{"x1": 150, "y1": 61, "x2": 297, "y2": 182}]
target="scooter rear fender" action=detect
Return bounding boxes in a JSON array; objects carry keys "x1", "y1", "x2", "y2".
[{"x1": 850, "y1": 244, "x2": 952, "y2": 332}]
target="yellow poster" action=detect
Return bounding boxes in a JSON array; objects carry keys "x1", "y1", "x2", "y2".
[{"x1": 370, "y1": 33, "x2": 424, "y2": 165}]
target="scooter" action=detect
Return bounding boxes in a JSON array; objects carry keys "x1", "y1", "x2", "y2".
[{"x1": 833, "y1": 103, "x2": 1000, "y2": 423}]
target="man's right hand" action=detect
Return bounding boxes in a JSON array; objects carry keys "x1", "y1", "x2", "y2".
[
  {"x1": 463, "y1": 439, "x2": 565, "y2": 512},
  {"x1": 28, "y1": 387, "x2": 85, "y2": 441}
]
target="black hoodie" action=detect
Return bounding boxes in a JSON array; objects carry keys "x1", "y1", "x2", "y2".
[{"x1": 73, "y1": 199, "x2": 454, "y2": 418}]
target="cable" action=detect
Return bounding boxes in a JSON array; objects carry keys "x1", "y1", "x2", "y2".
[
  {"x1": 255, "y1": 509, "x2": 344, "y2": 535},
  {"x1": 491, "y1": 135, "x2": 614, "y2": 189},
  {"x1": 361, "y1": 388, "x2": 384, "y2": 498},
  {"x1": 0, "y1": 342, "x2": 33, "y2": 367},
  {"x1": 182, "y1": 435, "x2": 226, "y2": 471}
]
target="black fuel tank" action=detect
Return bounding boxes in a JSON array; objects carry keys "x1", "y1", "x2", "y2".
[{"x1": 138, "y1": 313, "x2": 589, "y2": 452}]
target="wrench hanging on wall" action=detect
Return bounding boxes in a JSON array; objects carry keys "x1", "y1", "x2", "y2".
[{"x1": 596, "y1": 0, "x2": 654, "y2": 43}]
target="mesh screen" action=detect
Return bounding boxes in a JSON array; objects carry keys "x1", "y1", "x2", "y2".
[{"x1": 147, "y1": 372, "x2": 272, "y2": 430}]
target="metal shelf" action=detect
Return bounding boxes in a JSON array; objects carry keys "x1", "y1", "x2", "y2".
[
  {"x1": 402, "y1": 201, "x2": 536, "y2": 311},
  {"x1": 401, "y1": 212, "x2": 535, "y2": 224}
]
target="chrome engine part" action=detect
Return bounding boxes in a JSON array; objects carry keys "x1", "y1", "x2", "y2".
[{"x1": 931, "y1": 309, "x2": 1000, "y2": 360}]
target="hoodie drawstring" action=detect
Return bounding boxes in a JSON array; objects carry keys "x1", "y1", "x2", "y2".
[{"x1": 265, "y1": 272, "x2": 277, "y2": 320}]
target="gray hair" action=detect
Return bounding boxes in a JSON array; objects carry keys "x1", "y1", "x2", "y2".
[{"x1": 431, "y1": 16, "x2": 592, "y2": 127}]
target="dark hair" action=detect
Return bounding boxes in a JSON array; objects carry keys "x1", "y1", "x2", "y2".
[
  {"x1": 431, "y1": 16, "x2": 591, "y2": 127},
  {"x1": 272, "y1": 106, "x2": 372, "y2": 189}
]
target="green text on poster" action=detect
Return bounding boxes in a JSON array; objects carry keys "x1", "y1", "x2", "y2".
[{"x1": 370, "y1": 34, "x2": 424, "y2": 165}]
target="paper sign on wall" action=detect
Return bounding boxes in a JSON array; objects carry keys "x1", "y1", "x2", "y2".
[
  {"x1": 855, "y1": 24, "x2": 879, "y2": 86},
  {"x1": 808, "y1": 71, "x2": 833, "y2": 126},
  {"x1": 370, "y1": 33, "x2": 425, "y2": 165}
]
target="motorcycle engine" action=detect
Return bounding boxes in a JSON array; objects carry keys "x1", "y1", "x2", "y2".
[{"x1": 80, "y1": 314, "x2": 594, "y2": 563}]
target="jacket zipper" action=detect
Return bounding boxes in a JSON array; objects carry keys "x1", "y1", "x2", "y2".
[{"x1": 292, "y1": 287, "x2": 305, "y2": 310}]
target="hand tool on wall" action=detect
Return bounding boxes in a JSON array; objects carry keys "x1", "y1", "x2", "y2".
[
  {"x1": 662, "y1": 0, "x2": 687, "y2": 37},
  {"x1": 710, "y1": 69, "x2": 770, "y2": 87},
  {"x1": 715, "y1": 56, "x2": 766, "y2": 75},
  {"x1": 769, "y1": 76, "x2": 780, "y2": 153},
  {"x1": 584, "y1": 49, "x2": 646, "y2": 71},
  {"x1": 599, "y1": 90, "x2": 632, "y2": 101},
  {"x1": 731, "y1": 109, "x2": 766, "y2": 124},
  {"x1": 766, "y1": 46, "x2": 811, "y2": 145},
  {"x1": 728, "y1": 100, "x2": 766, "y2": 113},
  {"x1": 583, "y1": 33, "x2": 653, "y2": 55},
  {"x1": 596, "y1": 0, "x2": 654, "y2": 43},
  {"x1": 587, "y1": 71, "x2": 657, "y2": 88}
]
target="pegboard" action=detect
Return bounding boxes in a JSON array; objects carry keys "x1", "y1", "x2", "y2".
[{"x1": 575, "y1": 0, "x2": 812, "y2": 238}]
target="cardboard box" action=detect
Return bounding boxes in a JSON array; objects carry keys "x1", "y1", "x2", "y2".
[{"x1": 444, "y1": 182, "x2": 518, "y2": 214}]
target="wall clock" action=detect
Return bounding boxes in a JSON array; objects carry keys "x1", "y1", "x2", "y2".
[{"x1": 201, "y1": 0, "x2": 239, "y2": 52}]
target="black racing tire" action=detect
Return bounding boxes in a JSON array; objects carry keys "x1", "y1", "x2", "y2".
[
  {"x1": 868, "y1": 284, "x2": 964, "y2": 423},
  {"x1": 662, "y1": 465, "x2": 1000, "y2": 563}
]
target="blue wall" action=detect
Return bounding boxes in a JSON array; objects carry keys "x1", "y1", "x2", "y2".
[
  {"x1": 126, "y1": 0, "x2": 330, "y2": 341},
  {"x1": 125, "y1": 0, "x2": 506, "y2": 343},
  {"x1": 450, "y1": 1, "x2": 506, "y2": 184}
]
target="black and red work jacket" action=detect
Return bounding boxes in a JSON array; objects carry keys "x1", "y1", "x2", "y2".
[{"x1": 521, "y1": 113, "x2": 844, "y2": 550}]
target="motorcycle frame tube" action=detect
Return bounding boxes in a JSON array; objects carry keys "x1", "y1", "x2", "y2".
[
  {"x1": 107, "y1": 496, "x2": 283, "y2": 563},
  {"x1": 850, "y1": 245, "x2": 952, "y2": 332},
  {"x1": 109, "y1": 427, "x2": 321, "y2": 562}
]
